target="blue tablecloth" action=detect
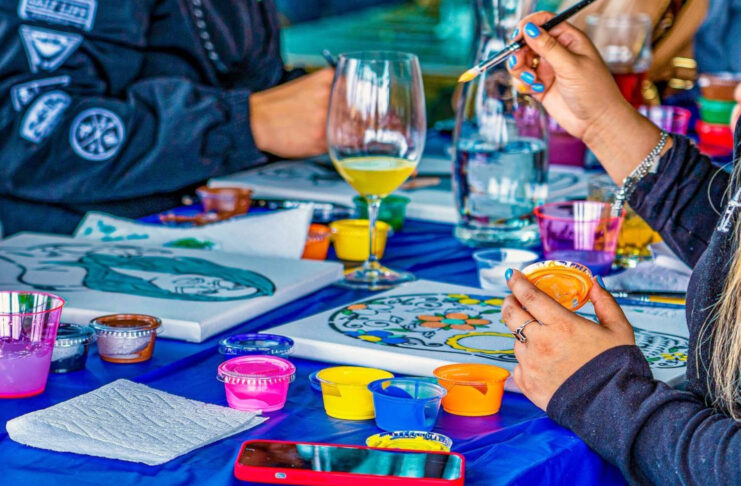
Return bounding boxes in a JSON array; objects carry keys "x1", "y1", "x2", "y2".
[{"x1": 0, "y1": 219, "x2": 627, "y2": 485}]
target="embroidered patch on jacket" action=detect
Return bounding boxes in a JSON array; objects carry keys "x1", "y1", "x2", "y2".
[
  {"x1": 718, "y1": 187, "x2": 741, "y2": 234},
  {"x1": 20, "y1": 89, "x2": 71, "y2": 143},
  {"x1": 10, "y1": 75, "x2": 70, "y2": 111},
  {"x1": 19, "y1": 25, "x2": 82, "y2": 73},
  {"x1": 69, "y1": 107, "x2": 125, "y2": 161},
  {"x1": 18, "y1": 0, "x2": 97, "y2": 32}
]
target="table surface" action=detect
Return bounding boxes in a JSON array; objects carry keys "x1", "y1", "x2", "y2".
[{"x1": 0, "y1": 215, "x2": 628, "y2": 486}]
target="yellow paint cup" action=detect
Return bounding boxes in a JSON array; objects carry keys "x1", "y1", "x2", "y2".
[
  {"x1": 329, "y1": 219, "x2": 391, "y2": 262},
  {"x1": 316, "y1": 366, "x2": 393, "y2": 420}
]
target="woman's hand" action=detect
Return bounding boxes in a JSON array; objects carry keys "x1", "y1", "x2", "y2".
[{"x1": 501, "y1": 270, "x2": 636, "y2": 410}]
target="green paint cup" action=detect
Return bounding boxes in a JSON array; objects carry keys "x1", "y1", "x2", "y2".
[
  {"x1": 353, "y1": 195, "x2": 411, "y2": 231},
  {"x1": 699, "y1": 97, "x2": 736, "y2": 125}
]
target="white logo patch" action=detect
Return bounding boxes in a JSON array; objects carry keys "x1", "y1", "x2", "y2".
[
  {"x1": 719, "y1": 187, "x2": 741, "y2": 234},
  {"x1": 19, "y1": 25, "x2": 82, "y2": 73},
  {"x1": 10, "y1": 75, "x2": 70, "y2": 111},
  {"x1": 70, "y1": 108, "x2": 125, "y2": 161},
  {"x1": 20, "y1": 89, "x2": 70, "y2": 143},
  {"x1": 18, "y1": 0, "x2": 97, "y2": 32}
]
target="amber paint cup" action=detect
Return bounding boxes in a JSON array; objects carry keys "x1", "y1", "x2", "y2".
[{"x1": 90, "y1": 314, "x2": 161, "y2": 364}]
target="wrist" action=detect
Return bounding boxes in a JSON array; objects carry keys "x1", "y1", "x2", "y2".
[{"x1": 248, "y1": 93, "x2": 270, "y2": 153}]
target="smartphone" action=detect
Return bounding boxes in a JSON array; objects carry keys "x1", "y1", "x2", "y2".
[{"x1": 234, "y1": 439, "x2": 465, "y2": 486}]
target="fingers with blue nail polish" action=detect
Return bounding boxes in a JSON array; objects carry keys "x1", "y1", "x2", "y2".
[
  {"x1": 511, "y1": 28, "x2": 519, "y2": 40},
  {"x1": 524, "y1": 22, "x2": 540, "y2": 38},
  {"x1": 520, "y1": 72, "x2": 535, "y2": 85},
  {"x1": 532, "y1": 83, "x2": 545, "y2": 93},
  {"x1": 505, "y1": 268, "x2": 513, "y2": 281},
  {"x1": 508, "y1": 55, "x2": 517, "y2": 69}
]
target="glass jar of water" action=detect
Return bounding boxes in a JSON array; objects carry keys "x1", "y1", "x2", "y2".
[{"x1": 452, "y1": 0, "x2": 547, "y2": 247}]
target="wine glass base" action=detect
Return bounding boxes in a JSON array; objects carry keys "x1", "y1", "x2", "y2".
[{"x1": 336, "y1": 265, "x2": 416, "y2": 291}]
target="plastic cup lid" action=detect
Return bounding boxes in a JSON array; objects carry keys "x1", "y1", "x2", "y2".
[
  {"x1": 89, "y1": 314, "x2": 161, "y2": 337},
  {"x1": 218, "y1": 333, "x2": 294, "y2": 356},
  {"x1": 217, "y1": 355, "x2": 296, "y2": 384},
  {"x1": 366, "y1": 431, "x2": 453, "y2": 452},
  {"x1": 522, "y1": 260, "x2": 593, "y2": 311},
  {"x1": 54, "y1": 323, "x2": 95, "y2": 347}
]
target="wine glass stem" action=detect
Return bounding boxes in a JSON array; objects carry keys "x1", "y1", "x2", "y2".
[{"x1": 364, "y1": 196, "x2": 382, "y2": 271}]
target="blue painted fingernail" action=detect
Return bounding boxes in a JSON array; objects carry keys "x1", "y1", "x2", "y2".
[
  {"x1": 505, "y1": 269, "x2": 513, "y2": 281},
  {"x1": 596, "y1": 276, "x2": 606, "y2": 289},
  {"x1": 511, "y1": 28, "x2": 519, "y2": 40},
  {"x1": 525, "y1": 22, "x2": 540, "y2": 38},
  {"x1": 521, "y1": 72, "x2": 535, "y2": 85},
  {"x1": 508, "y1": 55, "x2": 517, "y2": 68},
  {"x1": 532, "y1": 83, "x2": 545, "y2": 93}
]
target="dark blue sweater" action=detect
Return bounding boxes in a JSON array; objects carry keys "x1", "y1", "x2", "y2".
[{"x1": 547, "y1": 127, "x2": 741, "y2": 484}]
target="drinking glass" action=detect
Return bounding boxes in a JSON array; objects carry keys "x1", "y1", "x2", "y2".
[
  {"x1": 327, "y1": 51, "x2": 426, "y2": 290},
  {"x1": 586, "y1": 14, "x2": 653, "y2": 108}
]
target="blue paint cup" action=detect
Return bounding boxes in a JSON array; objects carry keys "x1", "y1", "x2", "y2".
[{"x1": 368, "y1": 378, "x2": 447, "y2": 432}]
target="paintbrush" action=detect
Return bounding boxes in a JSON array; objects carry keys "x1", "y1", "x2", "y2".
[
  {"x1": 458, "y1": 0, "x2": 599, "y2": 83},
  {"x1": 611, "y1": 291, "x2": 686, "y2": 306},
  {"x1": 321, "y1": 49, "x2": 337, "y2": 68}
]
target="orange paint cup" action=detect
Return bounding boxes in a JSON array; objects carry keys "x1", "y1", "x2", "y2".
[
  {"x1": 522, "y1": 260, "x2": 593, "y2": 311},
  {"x1": 302, "y1": 224, "x2": 331, "y2": 260},
  {"x1": 433, "y1": 364, "x2": 510, "y2": 416}
]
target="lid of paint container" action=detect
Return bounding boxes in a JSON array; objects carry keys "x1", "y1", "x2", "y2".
[
  {"x1": 219, "y1": 333, "x2": 294, "y2": 357},
  {"x1": 366, "y1": 431, "x2": 453, "y2": 452},
  {"x1": 217, "y1": 355, "x2": 296, "y2": 385},
  {"x1": 522, "y1": 260, "x2": 593, "y2": 311},
  {"x1": 89, "y1": 314, "x2": 162, "y2": 337},
  {"x1": 54, "y1": 323, "x2": 95, "y2": 347}
]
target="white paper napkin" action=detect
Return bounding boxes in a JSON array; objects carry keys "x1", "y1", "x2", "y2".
[
  {"x1": 74, "y1": 207, "x2": 313, "y2": 259},
  {"x1": 6, "y1": 379, "x2": 267, "y2": 466}
]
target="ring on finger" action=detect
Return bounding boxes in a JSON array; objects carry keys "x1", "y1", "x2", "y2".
[
  {"x1": 513, "y1": 318, "x2": 542, "y2": 343},
  {"x1": 531, "y1": 57, "x2": 540, "y2": 69}
]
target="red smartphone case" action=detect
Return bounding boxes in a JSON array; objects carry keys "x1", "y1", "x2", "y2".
[{"x1": 233, "y1": 439, "x2": 466, "y2": 486}]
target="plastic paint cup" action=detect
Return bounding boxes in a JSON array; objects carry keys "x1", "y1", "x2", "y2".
[
  {"x1": 90, "y1": 314, "x2": 161, "y2": 364},
  {"x1": 196, "y1": 185, "x2": 253, "y2": 215},
  {"x1": 217, "y1": 355, "x2": 296, "y2": 412},
  {"x1": 366, "y1": 431, "x2": 453, "y2": 452},
  {"x1": 697, "y1": 120, "x2": 734, "y2": 150},
  {"x1": 547, "y1": 117, "x2": 587, "y2": 166},
  {"x1": 473, "y1": 249, "x2": 539, "y2": 291},
  {"x1": 0, "y1": 291, "x2": 65, "y2": 398},
  {"x1": 698, "y1": 72, "x2": 741, "y2": 101},
  {"x1": 316, "y1": 366, "x2": 393, "y2": 420},
  {"x1": 523, "y1": 260, "x2": 594, "y2": 311},
  {"x1": 50, "y1": 323, "x2": 95, "y2": 373},
  {"x1": 638, "y1": 105, "x2": 691, "y2": 135},
  {"x1": 353, "y1": 195, "x2": 411, "y2": 231},
  {"x1": 368, "y1": 378, "x2": 447, "y2": 432},
  {"x1": 699, "y1": 97, "x2": 736, "y2": 125},
  {"x1": 329, "y1": 219, "x2": 391, "y2": 262},
  {"x1": 218, "y1": 333, "x2": 294, "y2": 358},
  {"x1": 302, "y1": 224, "x2": 331, "y2": 260},
  {"x1": 534, "y1": 201, "x2": 624, "y2": 276},
  {"x1": 433, "y1": 364, "x2": 510, "y2": 417}
]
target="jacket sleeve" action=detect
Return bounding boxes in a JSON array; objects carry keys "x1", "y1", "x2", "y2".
[
  {"x1": 547, "y1": 345, "x2": 741, "y2": 485},
  {"x1": 629, "y1": 135, "x2": 730, "y2": 267},
  {"x1": 0, "y1": 77, "x2": 266, "y2": 204}
]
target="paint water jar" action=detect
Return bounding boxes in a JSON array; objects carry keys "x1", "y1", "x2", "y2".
[
  {"x1": 217, "y1": 355, "x2": 296, "y2": 412},
  {"x1": 433, "y1": 364, "x2": 510, "y2": 416},
  {"x1": 316, "y1": 366, "x2": 393, "y2": 420},
  {"x1": 50, "y1": 323, "x2": 95, "y2": 373},
  {"x1": 368, "y1": 378, "x2": 447, "y2": 432},
  {"x1": 0, "y1": 291, "x2": 65, "y2": 398},
  {"x1": 90, "y1": 314, "x2": 161, "y2": 363}
]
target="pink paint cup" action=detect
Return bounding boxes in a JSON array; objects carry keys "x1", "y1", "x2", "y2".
[
  {"x1": 217, "y1": 355, "x2": 296, "y2": 412},
  {"x1": 638, "y1": 106, "x2": 691, "y2": 135},
  {"x1": 0, "y1": 291, "x2": 65, "y2": 398}
]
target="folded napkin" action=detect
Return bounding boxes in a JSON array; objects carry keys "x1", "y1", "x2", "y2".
[
  {"x1": 6, "y1": 379, "x2": 267, "y2": 466},
  {"x1": 74, "y1": 207, "x2": 313, "y2": 259}
]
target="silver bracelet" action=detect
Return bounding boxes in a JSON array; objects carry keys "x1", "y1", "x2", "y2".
[{"x1": 612, "y1": 131, "x2": 669, "y2": 216}]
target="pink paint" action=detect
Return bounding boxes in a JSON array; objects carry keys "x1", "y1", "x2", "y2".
[
  {"x1": 0, "y1": 340, "x2": 54, "y2": 397},
  {"x1": 217, "y1": 356, "x2": 296, "y2": 412}
]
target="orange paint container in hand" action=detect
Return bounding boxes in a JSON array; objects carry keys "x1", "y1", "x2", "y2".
[
  {"x1": 433, "y1": 363, "x2": 510, "y2": 416},
  {"x1": 522, "y1": 260, "x2": 594, "y2": 311}
]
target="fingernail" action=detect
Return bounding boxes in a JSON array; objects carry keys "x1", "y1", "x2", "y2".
[
  {"x1": 505, "y1": 268, "x2": 513, "y2": 281},
  {"x1": 532, "y1": 82, "x2": 545, "y2": 93},
  {"x1": 525, "y1": 22, "x2": 540, "y2": 38},
  {"x1": 521, "y1": 72, "x2": 535, "y2": 85},
  {"x1": 596, "y1": 276, "x2": 606, "y2": 289},
  {"x1": 511, "y1": 28, "x2": 519, "y2": 40},
  {"x1": 508, "y1": 55, "x2": 517, "y2": 68}
]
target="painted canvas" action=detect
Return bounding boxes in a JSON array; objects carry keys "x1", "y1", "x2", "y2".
[
  {"x1": 269, "y1": 280, "x2": 689, "y2": 392},
  {"x1": 209, "y1": 157, "x2": 588, "y2": 224},
  {"x1": 0, "y1": 233, "x2": 343, "y2": 342}
]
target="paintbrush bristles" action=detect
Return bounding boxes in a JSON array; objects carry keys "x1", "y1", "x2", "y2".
[{"x1": 457, "y1": 68, "x2": 480, "y2": 83}]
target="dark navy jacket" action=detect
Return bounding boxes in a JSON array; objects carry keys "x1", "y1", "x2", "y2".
[
  {"x1": 548, "y1": 125, "x2": 741, "y2": 484},
  {"x1": 0, "y1": 0, "x2": 297, "y2": 236}
]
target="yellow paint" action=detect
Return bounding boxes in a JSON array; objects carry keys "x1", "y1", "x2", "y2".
[
  {"x1": 330, "y1": 219, "x2": 390, "y2": 261},
  {"x1": 316, "y1": 366, "x2": 393, "y2": 420},
  {"x1": 366, "y1": 432, "x2": 452, "y2": 452},
  {"x1": 446, "y1": 332, "x2": 514, "y2": 355},
  {"x1": 333, "y1": 156, "x2": 417, "y2": 197}
]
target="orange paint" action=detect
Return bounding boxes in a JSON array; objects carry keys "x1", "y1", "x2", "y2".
[
  {"x1": 433, "y1": 363, "x2": 510, "y2": 416},
  {"x1": 522, "y1": 261, "x2": 594, "y2": 311},
  {"x1": 445, "y1": 313, "x2": 468, "y2": 320}
]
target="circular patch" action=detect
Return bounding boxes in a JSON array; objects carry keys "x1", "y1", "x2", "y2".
[{"x1": 70, "y1": 108, "x2": 125, "y2": 161}]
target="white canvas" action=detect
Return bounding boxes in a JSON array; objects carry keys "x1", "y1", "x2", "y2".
[
  {"x1": 209, "y1": 157, "x2": 588, "y2": 224},
  {"x1": 269, "y1": 280, "x2": 690, "y2": 392},
  {"x1": 0, "y1": 233, "x2": 343, "y2": 342}
]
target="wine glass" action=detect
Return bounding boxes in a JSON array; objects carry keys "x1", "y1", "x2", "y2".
[{"x1": 327, "y1": 51, "x2": 426, "y2": 290}]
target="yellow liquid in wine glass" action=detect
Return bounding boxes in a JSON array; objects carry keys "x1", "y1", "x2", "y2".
[{"x1": 333, "y1": 156, "x2": 417, "y2": 197}]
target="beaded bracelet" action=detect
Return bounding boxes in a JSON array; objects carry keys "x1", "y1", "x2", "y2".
[{"x1": 612, "y1": 131, "x2": 669, "y2": 216}]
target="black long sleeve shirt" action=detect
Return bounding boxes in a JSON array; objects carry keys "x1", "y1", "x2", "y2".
[
  {"x1": 547, "y1": 126, "x2": 741, "y2": 485},
  {"x1": 0, "y1": 0, "x2": 298, "y2": 235}
]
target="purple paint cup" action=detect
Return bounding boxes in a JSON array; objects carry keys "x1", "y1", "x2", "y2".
[{"x1": 638, "y1": 106, "x2": 692, "y2": 135}]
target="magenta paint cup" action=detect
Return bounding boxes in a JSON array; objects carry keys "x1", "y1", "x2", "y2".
[
  {"x1": 535, "y1": 201, "x2": 625, "y2": 276},
  {"x1": 547, "y1": 117, "x2": 587, "y2": 167},
  {"x1": 217, "y1": 355, "x2": 296, "y2": 412},
  {"x1": 638, "y1": 106, "x2": 691, "y2": 135},
  {"x1": 0, "y1": 291, "x2": 65, "y2": 398}
]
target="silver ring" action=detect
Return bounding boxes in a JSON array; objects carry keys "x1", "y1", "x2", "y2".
[{"x1": 513, "y1": 319, "x2": 541, "y2": 343}]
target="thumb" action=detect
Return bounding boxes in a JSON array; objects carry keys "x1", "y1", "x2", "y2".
[
  {"x1": 589, "y1": 277, "x2": 632, "y2": 333},
  {"x1": 521, "y1": 21, "x2": 580, "y2": 73}
]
